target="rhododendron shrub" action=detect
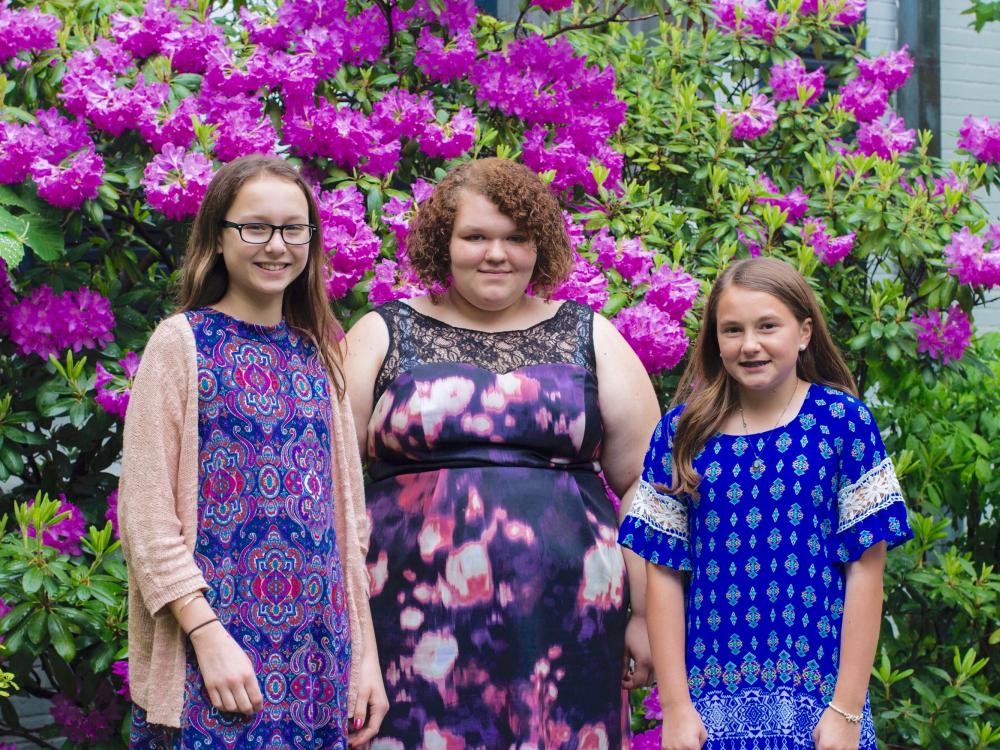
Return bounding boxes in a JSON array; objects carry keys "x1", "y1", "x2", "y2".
[{"x1": 1, "y1": 0, "x2": 998, "y2": 746}]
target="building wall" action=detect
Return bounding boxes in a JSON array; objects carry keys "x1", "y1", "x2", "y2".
[{"x1": 868, "y1": 0, "x2": 1000, "y2": 331}]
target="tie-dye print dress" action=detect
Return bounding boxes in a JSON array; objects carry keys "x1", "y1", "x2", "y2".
[{"x1": 366, "y1": 300, "x2": 629, "y2": 750}]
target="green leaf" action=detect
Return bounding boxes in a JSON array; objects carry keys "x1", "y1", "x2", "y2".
[
  {"x1": 47, "y1": 614, "x2": 76, "y2": 662},
  {"x1": 22, "y1": 567, "x2": 44, "y2": 594},
  {"x1": 0, "y1": 233, "x2": 23, "y2": 267}
]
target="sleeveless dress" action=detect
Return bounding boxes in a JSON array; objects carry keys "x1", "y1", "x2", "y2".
[
  {"x1": 366, "y1": 300, "x2": 630, "y2": 750},
  {"x1": 619, "y1": 385, "x2": 913, "y2": 750},
  {"x1": 130, "y1": 308, "x2": 352, "y2": 750}
]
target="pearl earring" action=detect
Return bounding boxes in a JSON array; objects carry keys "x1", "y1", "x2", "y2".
[{"x1": 799, "y1": 345, "x2": 806, "y2": 351}]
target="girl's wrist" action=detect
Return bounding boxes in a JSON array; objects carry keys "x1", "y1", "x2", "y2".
[{"x1": 188, "y1": 618, "x2": 225, "y2": 644}]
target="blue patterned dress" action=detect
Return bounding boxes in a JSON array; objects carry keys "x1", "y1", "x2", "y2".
[
  {"x1": 619, "y1": 384, "x2": 912, "y2": 750},
  {"x1": 130, "y1": 309, "x2": 351, "y2": 750}
]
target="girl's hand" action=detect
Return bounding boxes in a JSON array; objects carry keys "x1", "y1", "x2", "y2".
[
  {"x1": 661, "y1": 701, "x2": 708, "y2": 750},
  {"x1": 348, "y1": 649, "x2": 389, "y2": 747},
  {"x1": 189, "y1": 622, "x2": 263, "y2": 716},
  {"x1": 622, "y1": 614, "x2": 655, "y2": 689},
  {"x1": 812, "y1": 707, "x2": 862, "y2": 750}
]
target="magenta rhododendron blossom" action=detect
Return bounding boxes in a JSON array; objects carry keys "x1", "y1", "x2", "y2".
[
  {"x1": 712, "y1": 0, "x2": 789, "y2": 42},
  {"x1": 912, "y1": 303, "x2": 972, "y2": 363},
  {"x1": 642, "y1": 684, "x2": 664, "y2": 720},
  {"x1": 51, "y1": 684, "x2": 125, "y2": 744},
  {"x1": 142, "y1": 145, "x2": 214, "y2": 220},
  {"x1": 7, "y1": 286, "x2": 115, "y2": 359},
  {"x1": 0, "y1": 120, "x2": 39, "y2": 184},
  {"x1": 95, "y1": 352, "x2": 140, "y2": 419},
  {"x1": 593, "y1": 230, "x2": 654, "y2": 282},
  {"x1": 318, "y1": 186, "x2": 382, "y2": 299},
  {"x1": 210, "y1": 99, "x2": 279, "y2": 162},
  {"x1": 105, "y1": 489, "x2": 119, "y2": 539},
  {"x1": 160, "y1": 19, "x2": 227, "y2": 74},
  {"x1": 414, "y1": 27, "x2": 477, "y2": 83},
  {"x1": 958, "y1": 115, "x2": 1000, "y2": 164},
  {"x1": 802, "y1": 218, "x2": 855, "y2": 265},
  {"x1": 419, "y1": 108, "x2": 477, "y2": 160},
  {"x1": 533, "y1": 0, "x2": 574, "y2": 9},
  {"x1": 632, "y1": 726, "x2": 662, "y2": 750},
  {"x1": 371, "y1": 89, "x2": 436, "y2": 141},
  {"x1": 368, "y1": 258, "x2": 425, "y2": 304},
  {"x1": 138, "y1": 96, "x2": 199, "y2": 151},
  {"x1": 856, "y1": 45, "x2": 913, "y2": 91},
  {"x1": 31, "y1": 148, "x2": 105, "y2": 209},
  {"x1": 0, "y1": 1, "x2": 60, "y2": 63},
  {"x1": 111, "y1": 660, "x2": 130, "y2": 699},
  {"x1": 645, "y1": 264, "x2": 700, "y2": 319},
  {"x1": 799, "y1": 0, "x2": 866, "y2": 25},
  {"x1": 769, "y1": 57, "x2": 825, "y2": 106},
  {"x1": 612, "y1": 301, "x2": 689, "y2": 374},
  {"x1": 110, "y1": 0, "x2": 183, "y2": 58},
  {"x1": 718, "y1": 94, "x2": 777, "y2": 140},
  {"x1": 838, "y1": 77, "x2": 888, "y2": 123},
  {"x1": 943, "y1": 226, "x2": 1000, "y2": 287},
  {"x1": 26, "y1": 495, "x2": 87, "y2": 556},
  {"x1": 739, "y1": 219, "x2": 766, "y2": 257},
  {"x1": 551, "y1": 253, "x2": 610, "y2": 312},
  {"x1": 857, "y1": 114, "x2": 916, "y2": 160},
  {"x1": 757, "y1": 175, "x2": 809, "y2": 223}
]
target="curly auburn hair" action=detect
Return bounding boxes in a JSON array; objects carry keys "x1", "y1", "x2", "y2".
[{"x1": 406, "y1": 158, "x2": 573, "y2": 295}]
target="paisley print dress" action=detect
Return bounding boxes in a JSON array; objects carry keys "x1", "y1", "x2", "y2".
[
  {"x1": 130, "y1": 309, "x2": 351, "y2": 750},
  {"x1": 619, "y1": 385, "x2": 913, "y2": 750},
  {"x1": 367, "y1": 301, "x2": 629, "y2": 750}
]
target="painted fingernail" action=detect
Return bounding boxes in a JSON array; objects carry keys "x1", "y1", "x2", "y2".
[{"x1": 353, "y1": 718, "x2": 363, "y2": 730}]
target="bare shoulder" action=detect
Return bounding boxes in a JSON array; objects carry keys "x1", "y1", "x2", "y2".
[
  {"x1": 592, "y1": 311, "x2": 633, "y2": 360},
  {"x1": 344, "y1": 310, "x2": 389, "y2": 361}
]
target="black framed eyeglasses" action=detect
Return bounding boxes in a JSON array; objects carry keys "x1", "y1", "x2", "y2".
[{"x1": 221, "y1": 221, "x2": 316, "y2": 245}]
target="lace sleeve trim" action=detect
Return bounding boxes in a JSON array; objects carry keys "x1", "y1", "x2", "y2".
[
  {"x1": 629, "y1": 479, "x2": 689, "y2": 543},
  {"x1": 837, "y1": 457, "x2": 905, "y2": 533}
]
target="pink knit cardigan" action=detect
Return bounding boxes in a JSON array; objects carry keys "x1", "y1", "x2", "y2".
[{"x1": 117, "y1": 314, "x2": 371, "y2": 728}]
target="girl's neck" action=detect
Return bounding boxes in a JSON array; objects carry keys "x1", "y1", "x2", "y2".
[
  {"x1": 212, "y1": 291, "x2": 283, "y2": 327},
  {"x1": 437, "y1": 288, "x2": 539, "y2": 332},
  {"x1": 738, "y1": 377, "x2": 806, "y2": 428}
]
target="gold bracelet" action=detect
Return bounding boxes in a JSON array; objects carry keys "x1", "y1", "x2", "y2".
[
  {"x1": 177, "y1": 591, "x2": 205, "y2": 616},
  {"x1": 828, "y1": 702, "x2": 863, "y2": 724}
]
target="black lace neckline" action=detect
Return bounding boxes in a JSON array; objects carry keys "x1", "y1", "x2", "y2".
[{"x1": 372, "y1": 299, "x2": 596, "y2": 403}]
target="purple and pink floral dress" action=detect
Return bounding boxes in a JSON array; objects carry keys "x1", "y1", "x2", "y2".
[
  {"x1": 130, "y1": 308, "x2": 351, "y2": 749},
  {"x1": 366, "y1": 300, "x2": 630, "y2": 749}
]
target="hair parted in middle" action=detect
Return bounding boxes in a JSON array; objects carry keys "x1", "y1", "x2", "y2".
[
  {"x1": 667, "y1": 256, "x2": 858, "y2": 499},
  {"x1": 175, "y1": 154, "x2": 346, "y2": 397},
  {"x1": 406, "y1": 157, "x2": 574, "y2": 296}
]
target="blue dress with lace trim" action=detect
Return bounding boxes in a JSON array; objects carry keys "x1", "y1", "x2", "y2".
[{"x1": 619, "y1": 384, "x2": 912, "y2": 750}]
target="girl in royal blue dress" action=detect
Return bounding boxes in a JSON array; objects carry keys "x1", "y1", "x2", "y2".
[
  {"x1": 619, "y1": 257, "x2": 912, "y2": 750},
  {"x1": 119, "y1": 155, "x2": 387, "y2": 749}
]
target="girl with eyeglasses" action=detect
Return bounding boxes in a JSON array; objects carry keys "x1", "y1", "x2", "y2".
[{"x1": 118, "y1": 155, "x2": 387, "y2": 749}]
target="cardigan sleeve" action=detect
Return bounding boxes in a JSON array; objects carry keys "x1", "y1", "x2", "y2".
[
  {"x1": 338, "y1": 392, "x2": 371, "y2": 586},
  {"x1": 118, "y1": 317, "x2": 207, "y2": 616}
]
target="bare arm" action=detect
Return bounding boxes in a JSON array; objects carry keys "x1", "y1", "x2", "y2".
[
  {"x1": 813, "y1": 542, "x2": 887, "y2": 750},
  {"x1": 343, "y1": 311, "x2": 390, "y2": 461},
  {"x1": 593, "y1": 314, "x2": 660, "y2": 687},
  {"x1": 648, "y1": 564, "x2": 707, "y2": 750}
]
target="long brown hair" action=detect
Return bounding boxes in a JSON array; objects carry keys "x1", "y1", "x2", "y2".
[
  {"x1": 669, "y1": 257, "x2": 857, "y2": 498},
  {"x1": 176, "y1": 155, "x2": 346, "y2": 397}
]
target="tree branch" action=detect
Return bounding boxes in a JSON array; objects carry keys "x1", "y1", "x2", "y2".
[
  {"x1": 544, "y1": 1, "x2": 629, "y2": 39},
  {"x1": 0, "y1": 724, "x2": 61, "y2": 750}
]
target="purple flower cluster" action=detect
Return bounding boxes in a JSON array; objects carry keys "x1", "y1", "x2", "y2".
[
  {"x1": 105, "y1": 489, "x2": 120, "y2": 539},
  {"x1": 414, "y1": 27, "x2": 477, "y2": 83},
  {"x1": 0, "y1": 109, "x2": 104, "y2": 209},
  {"x1": 613, "y1": 300, "x2": 689, "y2": 374},
  {"x1": 800, "y1": 0, "x2": 866, "y2": 25},
  {"x1": 142, "y1": 145, "x2": 214, "y2": 220},
  {"x1": 26, "y1": 495, "x2": 87, "y2": 556},
  {"x1": 95, "y1": 352, "x2": 140, "y2": 419},
  {"x1": 632, "y1": 726, "x2": 663, "y2": 750},
  {"x1": 857, "y1": 113, "x2": 916, "y2": 160},
  {"x1": 369, "y1": 181, "x2": 442, "y2": 304},
  {"x1": 769, "y1": 57, "x2": 825, "y2": 106},
  {"x1": 551, "y1": 253, "x2": 610, "y2": 311},
  {"x1": 317, "y1": 185, "x2": 382, "y2": 299},
  {"x1": 473, "y1": 35, "x2": 626, "y2": 193},
  {"x1": 802, "y1": 218, "x2": 856, "y2": 265},
  {"x1": 50, "y1": 683, "x2": 125, "y2": 744},
  {"x1": 712, "y1": 0, "x2": 789, "y2": 43},
  {"x1": 839, "y1": 46, "x2": 913, "y2": 123},
  {"x1": 533, "y1": 0, "x2": 574, "y2": 9},
  {"x1": 757, "y1": 175, "x2": 809, "y2": 222},
  {"x1": 718, "y1": 94, "x2": 777, "y2": 141},
  {"x1": 0, "y1": 1, "x2": 60, "y2": 63},
  {"x1": 111, "y1": 660, "x2": 130, "y2": 699},
  {"x1": 912, "y1": 303, "x2": 972, "y2": 363},
  {"x1": 943, "y1": 226, "x2": 1000, "y2": 288},
  {"x1": 592, "y1": 228, "x2": 653, "y2": 282},
  {"x1": 642, "y1": 684, "x2": 664, "y2": 720},
  {"x1": 4, "y1": 286, "x2": 115, "y2": 359},
  {"x1": 958, "y1": 115, "x2": 1000, "y2": 164}
]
